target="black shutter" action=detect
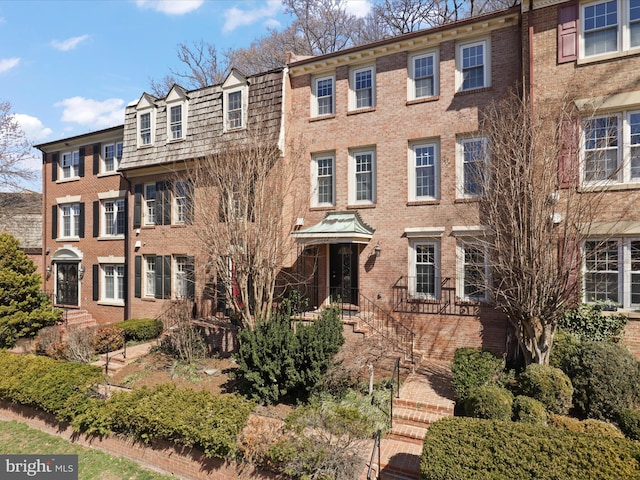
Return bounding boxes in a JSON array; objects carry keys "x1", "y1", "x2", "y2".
[
  {"x1": 186, "y1": 256, "x2": 195, "y2": 299},
  {"x1": 164, "y1": 256, "x2": 172, "y2": 299},
  {"x1": 162, "y1": 181, "x2": 172, "y2": 225},
  {"x1": 134, "y1": 256, "x2": 142, "y2": 298},
  {"x1": 123, "y1": 262, "x2": 128, "y2": 302},
  {"x1": 92, "y1": 264, "x2": 99, "y2": 301},
  {"x1": 51, "y1": 205, "x2": 58, "y2": 239},
  {"x1": 155, "y1": 255, "x2": 163, "y2": 299},
  {"x1": 124, "y1": 196, "x2": 129, "y2": 233},
  {"x1": 51, "y1": 153, "x2": 58, "y2": 182},
  {"x1": 93, "y1": 144, "x2": 100, "y2": 175},
  {"x1": 185, "y1": 181, "x2": 194, "y2": 224},
  {"x1": 78, "y1": 202, "x2": 85, "y2": 238},
  {"x1": 78, "y1": 147, "x2": 85, "y2": 177},
  {"x1": 155, "y1": 181, "x2": 164, "y2": 225},
  {"x1": 133, "y1": 184, "x2": 142, "y2": 228},
  {"x1": 93, "y1": 201, "x2": 99, "y2": 237}
]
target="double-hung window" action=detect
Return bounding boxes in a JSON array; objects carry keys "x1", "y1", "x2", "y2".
[
  {"x1": 174, "y1": 256, "x2": 194, "y2": 299},
  {"x1": 174, "y1": 181, "x2": 190, "y2": 224},
  {"x1": 413, "y1": 242, "x2": 438, "y2": 298},
  {"x1": 139, "y1": 112, "x2": 152, "y2": 146},
  {"x1": 61, "y1": 204, "x2": 80, "y2": 238},
  {"x1": 410, "y1": 141, "x2": 439, "y2": 201},
  {"x1": 312, "y1": 154, "x2": 335, "y2": 207},
  {"x1": 103, "y1": 142, "x2": 123, "y2": 173},
  {"x1": 409, "y1": 51, "x2": 437, "y2": 100},
  {"x1": 350, "y1": 66, "x2": 374, "y2": 110},
  {"x1": 144, "y1": 256, "x2": 156, "y2": 298},
  {"x1": 61, "y1": 151, "x2": 79, "y2": 179},
  {"x1": 144, "y1": 184, "x2": 156, "y2": 225},
  {"x1": 169, "y1": 104, "x2": 183, "y2": 140},
  {"x1": 457, "y1": 39, "x2": 490, "y2": 92},
  {"x1": 458, "y1": 241, "x2": 489, "y2": 301},
  {"x1": 103, "y1": 199, "x2": 125, "y2": 237},
  {"x1": 227, "y1": 91, "x2": 243, "y2": 130},
  {"x1": 103, "y1": 265, "x2": 125, "y2": 302},
  {"x1": 314, "y1": 75, "x2": 334, "y2": 116},
  {"x1": 458, "y1": 137, "x2": 487, "y2": 197},
  {"x1": 350, "y1": 149, "x2": 376, "y2": 205},
  {"x1": 581, "y1": 0, "x2": 640, "y2": 57}
]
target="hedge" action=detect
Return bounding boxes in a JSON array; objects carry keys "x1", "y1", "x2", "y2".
[
  {"x1": 420, "y1": 417, "x2": 640, "y2": 480},
  {"x1": 517, "y1": 363, "x2": 573, "y2": 415},
  {"x1": 450, "y1": 348, "x2": 507, "y2": 403},
  {"x1": 116, "y1": 318, "x2": 164, "y2": 342}
]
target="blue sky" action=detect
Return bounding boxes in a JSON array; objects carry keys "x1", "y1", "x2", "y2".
[{"x1": 0, "y1": 0, "x2": 371, "y2": 191}]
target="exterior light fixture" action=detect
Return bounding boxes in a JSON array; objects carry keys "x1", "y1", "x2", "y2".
[{"x1": 374, "y1": 243, "x2": 381, "y2": 258}]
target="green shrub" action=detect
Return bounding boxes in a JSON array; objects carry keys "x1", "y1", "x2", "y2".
[
  {"x1": 464, "y1": 385, "x2": 513, "y2": 421},
  {"x1": 563, "y1": 341, "x2": 640, "y2": 420},
  {"x1": 617, "y1": 408, "x2": 640, "y2": 441},
  {"x1": 420, "y1": 417, "x2": 640, "y2": 480},
  {"x1": 451, "y1": 348, "x2": 506, "y2": 403},
  {"x1": 517, "y1": 363, "x2": 573, "y2": 414},
  {"x1": 560, "y1": 303, "x2": 627, "y2": 342},
  {"x1": 548, "y1": 414, "x2": 624, "y2": 438},
  {"x1": 116, "y1": 318, "x2": 163, "y2": 342},
  {"x1": 550, "y1": 330, "x2": 581, "y2": 372},
  {"x1": 512, "y1": 395, "x2": 548, "y2": 425}
]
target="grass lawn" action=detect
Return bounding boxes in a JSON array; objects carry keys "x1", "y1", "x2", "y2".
[{"x1": 0, "y1": 420, "x2": 175, "y2": 480}]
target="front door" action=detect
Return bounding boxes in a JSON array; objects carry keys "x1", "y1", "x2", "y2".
[
  {"x1": 329, "y1": 243, "x2": 359, "y2": 305},
  {"x1": 56, "y1": 262, "x2": 79, "y2": 306}
]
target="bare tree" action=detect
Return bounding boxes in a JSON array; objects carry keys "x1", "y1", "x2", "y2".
[
  {"x1": 186, "y1": 130, "x2": 305, "y2": 330},
  {"x1": 470, "y1": 90, "x2": 620, "y2": 365},
  {"x1": 0, "y1": 101, "x2": 35, "y2": 191}
]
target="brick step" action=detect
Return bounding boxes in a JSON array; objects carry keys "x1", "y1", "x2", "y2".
[
  {"x1": 394, "y1": 397, "x2": 454, "y2": 416},
  {"x1": 392, "y1": 406, "x2": 449, "y2": 428},
  {"x1": 380, "y1": 471, "x2": 420, "y2": 480},
  {"x1": 387, "y1": 423, "x2": 428, "y2": 444}
]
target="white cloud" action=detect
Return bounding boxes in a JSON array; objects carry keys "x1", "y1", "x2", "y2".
[
  {"x1": 223, "y1": 0, "x2": 282, "y2": 33},
  {"x1": 51, "y1": 35, "x2": 90, "y2": 52},
  {"x1": 0, "y1": 58, "x2": 20, "y2": 73},
  {"x1": 14, "y1": 114, "x2": 53, "y2": 142},
  {"x1": 345, "y1": 0, "x2": 372, "y2": 18},
  {"x1": 136, "y1": 0, "x2": 204, "y2": 15},
  {"x1": 54, "y1": 97, "x2": 125, "y2": 129}
]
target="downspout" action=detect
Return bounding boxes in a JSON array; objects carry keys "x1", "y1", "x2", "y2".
[
  {"x1": 41, "y1": 150, "x2": 48, "y2": 297},
  {"x1": 121, "y1": 170, "x2": 132, "y2": 321}
]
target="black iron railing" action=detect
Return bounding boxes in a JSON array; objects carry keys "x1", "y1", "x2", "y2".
[
  {"x1": 367, "y1": 429, "x2": 382, "y2": 480},
  {"x1": 392, "y1": 276, "x2": 481, "y2": 316},
  {"x1": 389, "y1": 357, "x2": 401, "y2": 429}
]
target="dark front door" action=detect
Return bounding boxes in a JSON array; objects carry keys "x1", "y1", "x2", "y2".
[
  {"x1": 56, "y1": 262, "x2": 79, "y2": 306},
  {"x1": 329, "y1": 243, "x2": 359, "y2": 305}
]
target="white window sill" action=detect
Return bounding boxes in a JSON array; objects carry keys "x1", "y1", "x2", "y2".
[
  {"x1": 578, "y1": 47, "x2": 640, "y2": 66},
  {"x1": 98, "y1": 235, "x2": 125, "y2": 241},
  {"x1": 56, "y1": 177, "x2": 80, "y2": 184},
  {"x1": 97, "y1": 171, "x2": 119, "y2": 178},
  {"x1": 98, "y1": 300, "x2": 125, "y2": 307},
  {"x1": 56, "y1": 237, "x2": 80, "y2": 242},
  {"x1": 580, "y1": 181, "x2": 640, "y2": 192}
]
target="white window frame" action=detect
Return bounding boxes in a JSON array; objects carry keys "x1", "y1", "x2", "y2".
[
  {"x1": 144, "y1": 255, "x2": 156, "y2": 298},
  {"x1": 457, "y1": 240, "x2": 490, "y2": 302},
  {"x1": 223, "y1": 88, "x2": 247, "y2": 131},
  {"x1": 408, "y1": 240, "x2": 440, "y2": 299},
  {"x1": 408, "y1": 140, "x2": 439, "y2": 201},
  {"x1": 581, "y1": 110, "x2": 640, "y2": 186},
  {"x1": 456, "y1": 38, "x2": 490, "y2": 92},
  {"x1": 137, "y1": 109, "x2": 155, "y2": 147},
  {"x1": 102, "y1": 198, "x2": 125, "y2": 238},
  {"x1": 102, "y1": 264, "x2": 125, "y2": 303},
  {"x1": 312, "y1": 74, "x2": 335, "y2": 117},
  {"x1": 60, "y1": 203, "x2": 80, "y2": 239},
  {"x1": 583, "y1": 238, "x2": 621, "y2": 305},
  {"x1": 174, "y1": 255, "x2": 189, "y2": 299},
  {"x1": 349, "y1": 65, "x2": 375, "y2": 110},
  {"x1": 580, "y1": 0, "x2": 640, "y2": 58},
  {"x1": 173, "y1": 180, "x2": 189, "y2": 224},
  {"x1": 167, "y1": 103, "x2": 185, "y2": 141},
  {"x1": 144, "y1": 183, "x2": 156, "y2": 226},
  {"x1": 61, "y1": 150, "x2": 80, "y2": 179},
  {"x1": 408, "y1": 50, "x2": 438, "y2": 100},
  {"x1": 349, "y1": 148, "x2": 376, "y2": 205},
  {"x1": 311, "y1": 153, "x2": 335, "y2": 207},
  {"x1": 102, "y1": 142, "x2": 123, "y2": 174},
  {"x1": 457, "y1": 136, "x2": 488, "y2": 198}
]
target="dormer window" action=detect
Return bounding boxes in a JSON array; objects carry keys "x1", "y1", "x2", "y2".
[
  {"x1": 227, "y1": 91, "x2": 243, "y2": 129},
  {"x1": 165, "y1": 85, "x2": 188, "y2": 142},
  {"x1": 135, "y1": 93, "x2": 157, "y2": 148},
  {"x1": 169, "y1": 105, "x2": 183, "y2": 139},
  {"x1": 222, "y1": 69, "x2": 249, "y2": 132}
]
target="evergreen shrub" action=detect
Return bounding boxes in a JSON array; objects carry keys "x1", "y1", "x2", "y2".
[
  {"x1": 464, "y1": 385, "x2": 513, "y2": 421},
  {"x1": 517, "y1": 363, "x2": 573, "y2": 414},
  {"x1": 560, "y1": 303, "x2": 627, "y2": 342},
  {"x1": 116, "y1": 318, "x2": 163, "y2": 342},
  {"x1": 617, "y1": 408, "x2": 640, "y2": 441},
  {"x1": 451, "y1": 348, "x2": 507, "y2": 403},
  {"x1": 512, "y1": 395, "x2": 547, "y2": 425}
]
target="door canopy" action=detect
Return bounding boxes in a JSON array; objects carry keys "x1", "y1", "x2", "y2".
[{"x1": 291, "y1": 211, "x2": 374, "y2": 245}]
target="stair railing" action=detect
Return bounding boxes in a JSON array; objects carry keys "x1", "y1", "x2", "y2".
[
  {"x1": 389, "y1": 357, "x2": 401, "y2": 429},
  {"x1": 367, "y1": 429, "x2": 381, "y2": 480}
]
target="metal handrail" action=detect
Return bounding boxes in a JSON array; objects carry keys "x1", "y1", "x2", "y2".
[
  {"x1": 392, "y1": 275, "x2": 481, "y2": 316},
  {"x1": 367, "y1": 429, "x2": 381, "y2": 480},
  {"x1": 389, "y1": 357, "x2": 401, "y2": 429}
]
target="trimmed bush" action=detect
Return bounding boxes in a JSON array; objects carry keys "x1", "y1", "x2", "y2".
[
  {"x1": 517, "y1": 363, "x2": 573, "y2": 414},
  {"x1": 617, "y1": 408, "x2": 640, "y2": 441},
  {"x1": 451, "y1": 348, "x2": 506, "y2": 403},
  {"x1": 548, "y1": 414, "x2": 624, "y2": 438},
  {"x1": 93, "y1": 325, "x2": 124, "y2": 354},
  {"x1": 560, "y1": 303, "x2": 627, "y2": 342},
  {"x1": 116, "y1": 318, "x2": 163, "y2": 342},
  {"x1": 420, "y1": 417, "x2": 640, "y2": 480},
  {"x1": 549, "y1": 330, "x2": 581, "y2": 372},
  {"x1": 563, "y1": 341, "x2": 640, "y2": 420},
  {"x1": 464, "y1": 385, "x2": 513, "y2": 421},
  {"x1": 512, "y1": 395, "x2": 547, "y2": 425}
]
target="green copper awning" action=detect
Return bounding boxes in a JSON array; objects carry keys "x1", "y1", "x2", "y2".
[{"x1": 291, "y1": 212, "x2": 375, "y2": 244}]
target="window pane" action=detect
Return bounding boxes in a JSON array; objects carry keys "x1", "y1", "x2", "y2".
[
  {"x1": 316, "y1": 78, "x2": 333, "y2": 115},
  {"x1": 355, "y1": 153, "x2": 373, "y2": 201},
  {"x1": 584, "y1": 116, "x2": 618, "y2": 182},
  {"x1": 584, "y1": 240, "x2": 619, "y2": 303},
  {"x1": 140, "y1": 112, "x2": 151, "y2": 144},
  {"x1": 170, "y1": 105, "x2": 182, "y2": 139},
  {"x1": 464, "y1": 245, "x2": 486, "y2": 299},
  {"x1": 415, "y1": 145, "x2": 435, "y2": 198},
  {"x1": 632, "y1": 241, "x2": 640, "y2": 304},
  {"x1": 227, "y1": 91, "x2": 242, "y2": 129},
  {"x1": 462, "y1": 44, "x2": 484, "y2": 90},
  {"x1": 416, "y1": 244, "x2": 436, "y2": 296},
  {"x1": 317, "y1": 157, "x2": 333, "y2": 205},
  {"x1": 463, "y1": 140, "x2": 485, "y2": 196},
  {"x1": 355, "y1": 70, "x2": 372, "y2": 108},
  {"x1": 584, "y1": 1, "x2": 618, "y2": 55}
]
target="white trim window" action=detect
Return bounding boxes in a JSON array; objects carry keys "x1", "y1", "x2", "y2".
[
  {"x1": 311, "y1": 153, "x2": 335, "y2": 207},
  {"x1": 349, "y1": 148, "x2": 376, "y2": 205},
  {"x1": 410, "y1": 241, "x2": 439, "y2": 299},
  {"x1": 168, "y1": 104, "x2": 184, "y2": 140},
  {"x1": 313, "y1": 75, "x2": 335, "y2": 116},
  {"x1": 138, "y1": 110, "x2": 154, "y2": 147},
  {"x1": 174, "y1": 181, "x2": 189, "y2": 224},
  {"x1": 226, "y1": 90, "x2": 243, "y2": 130},
  {"x1": 103, "y1": 264, "x2": 125, "y2": 302},
  {"x1": 174, "y1": 256, "x2": 192, "y2": 299},
  {"x1": 582, "y1": 111, "x2": 640, "y2": 184},
  {"x1": 457, "y1": 137, "x2": 487, "y2": 198},
  {"x1": 350, "y1": 65, "x2": 375, "y2": 110},
  {"x1": 457, "y1": 241, "x2": 489, "y2": 301},
  {"x1": 409, "y1": 51, "x2": 438, "y2": 100},
  {"x1": 61, "y1": 151, "x2": 80, "y2": 179},
  {"x1": 103, "y1": 142, "x2": 123, "y2": 173},
  {"x1": 581, "y1": 0, "x2": 640, "y2": 58},
  {"x1": 409, "y1": 141, "x2": 439, "y2": 201},
  {"x1": 144, "y1": 184, "x2": 156, "y2": 225},
  {"x1": 61, "y1": 204, "x2": 80, "y2": 238},
  {"x1": 103, "y1": 199, "x2": 125, "y2": 237},
  {"x1": 145, "y1": 255, "x2": 156, "y2": 298},
  {"x1": 457, "y1": 39, "x2": 490, "y2": 92}
]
